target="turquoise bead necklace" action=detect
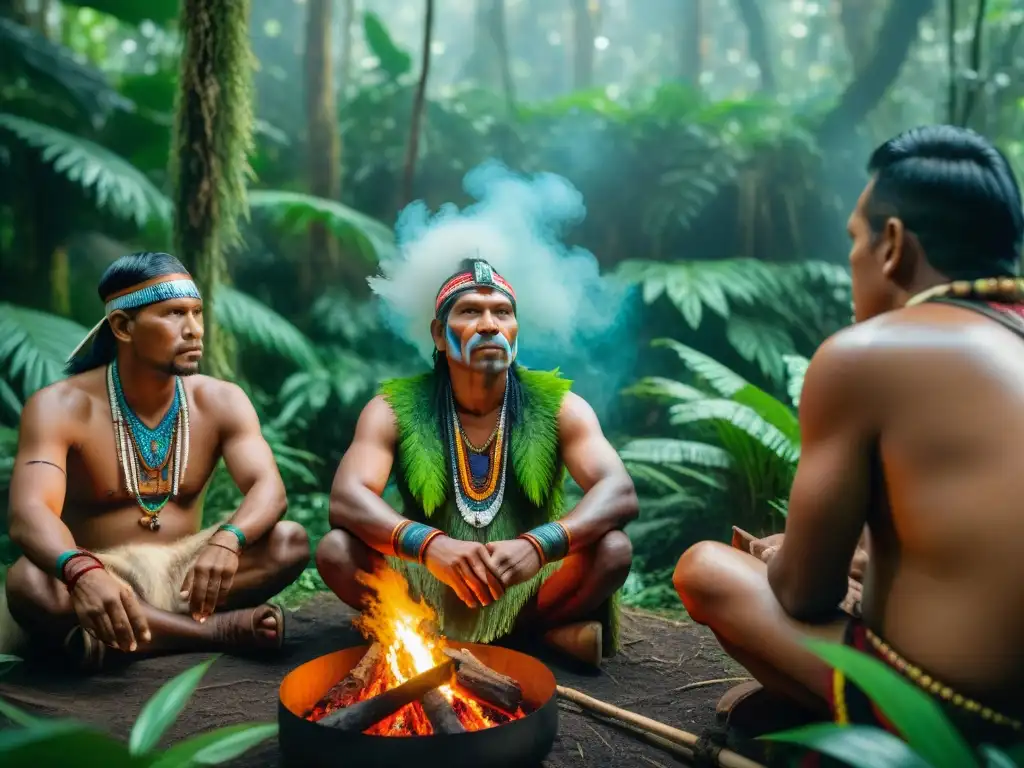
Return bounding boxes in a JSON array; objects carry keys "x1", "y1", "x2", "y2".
[{"x1": 106, "y1": 360, "x2": 191, "y2": 531}]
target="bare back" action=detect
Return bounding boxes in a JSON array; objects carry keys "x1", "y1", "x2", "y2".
[
  {"x1": 13, "y1": 367, "x2": 236, "y2": 550},
  {"x1": 863, "y1": 302, "x2": 1024, "y2": 702}
]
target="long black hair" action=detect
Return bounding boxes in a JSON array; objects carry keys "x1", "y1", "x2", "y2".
[{"x1": 65, "y1": 252, "x2": 190, "y2": 376}]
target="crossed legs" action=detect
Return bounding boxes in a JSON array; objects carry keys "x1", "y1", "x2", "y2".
[
  {"x1": 5, "y1": 521, "x2": 310, "y2": 663},
  {"x1": 672, "y1": 540, "x2": 847, "y2": 715}
]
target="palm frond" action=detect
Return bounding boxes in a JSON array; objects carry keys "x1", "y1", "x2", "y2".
[
  {"x1": 668, "y1": 398, "x2": 800, "y2": 465},
  {"x1": 725, "y1": 316, "x2": 797, "y2": 383},
  {"x1": 621, "y1": 376, "x2": 706, "y2": 403},
  {"x1": 619, "y1": 438, "x2": 732, "y2": 469},
  {"x1": 247, "y1": 190, "x2": 397, "y2": 265},
  {"x1": 0, "y1": 303, "x2": 89, "y2": 400},
  {"x1": 782, "y1": 354, "x2": 809, "y2": 408},
  {"x1": 0, "y1": 18, "x2": 132, "y2": 119},
  {"x1": 0, "y1": 113, "x2": 171, "y2": 227},
  {"x1": 215, "y1": 287, "x2": 322, "y2": 371},
  {"x1": 654, "y1": 339, "x2": 748, "y2": 397}
]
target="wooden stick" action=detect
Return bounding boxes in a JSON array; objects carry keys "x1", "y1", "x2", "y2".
[
  {"x1": 320, "y1": 659, "x2": 455, "y2": 732},
  {"x1": 557, "y1": 685, "x2": 765, "y2": 768},
  {"x1": 443, "y1": 647, "x2": 523, "y2": 712},
  {"x1": 330, "y1": 642, "x2": 383, "y2": 705},
  {"x1": 421, "y1": 688, "x2": 465, "y2": 734}
]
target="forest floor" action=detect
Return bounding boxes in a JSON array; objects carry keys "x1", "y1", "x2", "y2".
[{"x1": 0, "y1": 594, "x2": 782, "y2": 767}]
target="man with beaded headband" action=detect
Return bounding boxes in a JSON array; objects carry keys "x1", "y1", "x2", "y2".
[
  {"x1": 316, "y1": 257, "x2": 638, "y2": 665},
  {"x1": 674, "y1": 125, "x2": 1024, "y2": 748},
  {"x1": 1, "y1": 252, "x2": 309, "y2": 670}
]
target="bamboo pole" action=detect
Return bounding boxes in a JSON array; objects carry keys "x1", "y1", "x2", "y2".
[{"x1": 556, "y1": 685, "x2": 765, "y2": 768}]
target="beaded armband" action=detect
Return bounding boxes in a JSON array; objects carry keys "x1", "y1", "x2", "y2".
[
  {"x1": 519, "y1": 522, "x2": 571, "y2": 565},
  {"x1": 217, "y1": 523, "x2": 247, "y2": 550},
  {"x1": 391, "y1": 520, "x2": 444, "y2": 564}
]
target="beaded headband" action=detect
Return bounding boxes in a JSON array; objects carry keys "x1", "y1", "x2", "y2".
[
  {"x1": 435, "y1": 260, "x2": 516, "y2": 320},
  {"x1": 66, "y1": 273, "x2": 203, "y2": 365}
]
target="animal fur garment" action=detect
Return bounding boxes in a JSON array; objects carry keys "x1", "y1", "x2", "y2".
[{"x1": 0, "y1": 526, "x2": 217, "y2": 655}]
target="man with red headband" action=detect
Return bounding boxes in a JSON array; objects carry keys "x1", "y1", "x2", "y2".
[
  {"x1": 1, "y1": 252, "x2": 309, "y2": 670},
  {"x1": 316, "y1": 257, "x2": 638, "y2": 665}
]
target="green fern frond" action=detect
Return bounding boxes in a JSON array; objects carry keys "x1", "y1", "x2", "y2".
[
  {"x1": 654, "y1": 339, "x2": 748, "y2": 397},
  {"x1": 621, "y1": 376, "x2": 706, "y2": 403},
  {"x1": 619, "y1": 438, "x2": 732, "y2": 469},
  {"x1": 0, "y1": 113, "x2": 171, "y2": 227},
  {"x1": 725, "y1": 316, "x2": 797, "y2": 382},
  {"x1": 782, "y1": 354, "x2": 809, "y2": 408},
  {"x1": 668, "y1": 398, "x2": 800, "y2": 465},
  {"x1": 0, "y1": 18, "x2": 133, "y2": 118},
  {"x1": 247, "y1": 190, "x2": 397, "y2": 264},
  {"x1": 0, "y1": 303, "x2": 89, "y2": 400},
  {"x1": 215, "y1": 287, "x2": 322, "y2": 371},
  {"x1": 731, "y1": 384, "x2": 801, "y2": 446}
]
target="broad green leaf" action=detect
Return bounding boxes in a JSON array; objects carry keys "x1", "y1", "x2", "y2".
[
  {"x1": 761, "y1": 723, "x2": 934, "y2": 768},
  {"x1": 981, "y1": 746, "x2": 1021, "y2": 768},
  {"x1": 149, "y1": 723, "x2": 278, "y2": 768},
  {"x1": 0, "y1": 303, "x2": 90, "y2": 398},
  {"x1": 653, "y1": 339, "x2": 748, "y2": 397},
  {"x1": 362, "y1": 11, "x2": 413, "y2": 80},
  {"x1": 618, "y1": 438, "x2": 732, "y2": 469},
  {"x1": 0, "y1": 693, "x2": 40, "y2": 728},
  {"x1": 804, "y1": 640, "x2": 977, "y2": 768},
  {"x1": 215, "y1": 286, "x2": 322, "y2": 371},
  {"x1": 0, "y1": 720, "x2": 139, "y2": 766},
  {"x1": 129, "y1": 657, "x2": 218, "y2": 755}
]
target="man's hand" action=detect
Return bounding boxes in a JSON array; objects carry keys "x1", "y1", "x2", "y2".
[
  {"x1": 181, "y1": 534, "x2": 241, "y2": 621},
  {"x1": 485, "y1": 539, "x2": 542, "y2": 588},
  {"x1": 70, "y1": 568, "x2": 150, "y2": 652},
  {"x1": 749, "y1": 533, "x2": 786, "y2": 564},
  {"x1": 422, "y1": 537, "x2": 504, "y2": 608}
]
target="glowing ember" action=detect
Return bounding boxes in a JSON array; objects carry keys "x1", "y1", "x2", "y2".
[{"x1": 307, "y1": 568, "x2": 529, "y2": 735}]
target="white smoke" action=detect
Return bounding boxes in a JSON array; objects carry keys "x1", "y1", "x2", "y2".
[{"x1": 368, "y1": 160, "x2": 629, "y2": 364}]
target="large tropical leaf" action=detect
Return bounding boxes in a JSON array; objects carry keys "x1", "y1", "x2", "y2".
[
  {"x1": 0, "y1": 303, "x2": 89, "y2": 400},
  {"x1": 0, "y1": 19, "x2": 133, "y2": 119},
  {"x1": 761, "y1": 723, "x2": 934, "y2": 768},
  {"x1": 725, "y1": 315, "x2": 798, "y2": 383},
  {"x1": 148, "y1": 723, "x2": 278, "y2": 768},
  {"x1": 0, "y1": 426, "x2": 18, "y2": 489},
  {"x1": 668, "y1": 399, "x2": 800, "y2": 465},
  {"x1": 247, "y1": 190, "x2": 397, "y2": 265},
  {"x1": 129, "y1": 657, "x2": 217, "y2": 755},
  {"x1": 66, "y1": 0, "x2": 181, "y2": 25},
  {"x1": 782, "y1": 354, "x2": 809, "y2": 408},
  {"x1": 654, "y1": 339, "x2": 748, "y2": 397},
  {"x1": 0, "y1": 719, "x2": 138, "y2": 765},
  {"x1": 215, "y1": 286, "x2": 322, "y2": 372},
  {"x1": 618, "y1": 438, "x2": 732, "y2": 469},
  {"x1": 0, "y1": 113, "x2": 172, "y2": 227}
]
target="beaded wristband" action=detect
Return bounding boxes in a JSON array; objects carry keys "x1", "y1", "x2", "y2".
[
  {"x1": 394, "y1": 521, "x2": 445, "y2": 564},
  {"x1": 218, "y1": 523, "x2": 247, "y2": 550},
  {"x1": 519, "y1": 522, "x2": 570, "y2": 565}
]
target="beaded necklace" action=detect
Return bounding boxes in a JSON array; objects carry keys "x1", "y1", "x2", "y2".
[
  {"x1": 906, "y1": 276, "x2": 1024, "y2": 307},
  {"x1": 106, "y1": 360, "x2": 190, "y2": 531},
  {"x1": 447, "y1": 378, "x2": 509, "y2": 528}
]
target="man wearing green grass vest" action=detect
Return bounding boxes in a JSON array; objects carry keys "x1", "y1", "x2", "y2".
[
  {"x1": 316, "y1": 256, "x2": 638, "y2": 667},
  {"x1": 0, "y1": 252, "x2": 309, "y2": 671},
  {"x1": 674, "y1": 125, "x2": 1024, "y2": 748}
]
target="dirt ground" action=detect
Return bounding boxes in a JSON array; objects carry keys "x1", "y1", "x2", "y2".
[{"x1": 0, "y1": 595, "x2": 769, "y2": 767}]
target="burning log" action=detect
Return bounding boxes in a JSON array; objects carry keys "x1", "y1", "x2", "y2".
[
  {"x1": 421, "y1": 688, "x2": 466, "y2": 734},
  {"x1": 323, "y1": 642, "x2": 383, "y2": 707},
  {"x1": 443, "y1": 647, "x2": 523, "y2": 713},
  {"x1": 319, "y1": 659, "x2": 456, "y2": 732}
]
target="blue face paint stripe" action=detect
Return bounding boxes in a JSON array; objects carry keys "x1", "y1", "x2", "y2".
[{"x1": 445, "y1": 321, "x2": 518, "y2": 365}]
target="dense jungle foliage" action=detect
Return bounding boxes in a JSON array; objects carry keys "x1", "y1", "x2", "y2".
[{"x1": 1, "y1": 0, "x2": 1023, "y2": 615}]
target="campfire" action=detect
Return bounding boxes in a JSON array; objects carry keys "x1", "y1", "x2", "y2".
[{"x1": 304, "y1": 569, "x2": 530, "y2": 736}]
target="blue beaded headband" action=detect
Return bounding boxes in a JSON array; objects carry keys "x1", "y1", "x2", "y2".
[{"x1": 66, "y1": 274, "x2": 203, "y2": 365}]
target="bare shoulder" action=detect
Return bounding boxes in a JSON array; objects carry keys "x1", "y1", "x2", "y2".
[
  {"x1": 557, "y1": 391, "x2": 601, "y2": 434},
  {"x1": 186, "y1": 375, "x2": 255, "y2": 415},
  {"x1": 22, "y1": 369, "x2": 102, "y2": 429},
  {"x1": 355, "y1": 394, "x2": 398, "y2": 443}
]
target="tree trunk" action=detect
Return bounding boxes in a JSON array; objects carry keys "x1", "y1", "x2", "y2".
[
  {"x1": 170, "y1": 0, "x2": 256, "y2": 380},
  {"x1": 733, "y1": 0, "x2": 774, "y2": 92},
  {"x1": 338, "y1": 0, "x2": 356, "y2": 96},
  {"x1": 816, "y1": 0, "x2": 935, "y2": 145},
  {"x1": 677, "y1": 0, "x2": 702, "y2": 86},
  {"x1": 570, "y1": 0, "x2": 594, "y2": 90},
  {"x1": 303, "y1": 0, "x2": 341, "y2": 296}
]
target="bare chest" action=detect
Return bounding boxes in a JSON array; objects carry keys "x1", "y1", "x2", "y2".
[{"x1": 66, "y1": 408, "x2": 221, "y2": 507}]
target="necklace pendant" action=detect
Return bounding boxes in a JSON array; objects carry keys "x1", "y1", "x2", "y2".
[{"x1": 139, "y1": 515, "x2": 160, "y2": 531}]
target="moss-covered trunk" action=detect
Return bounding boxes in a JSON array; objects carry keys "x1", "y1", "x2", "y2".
[{"x1": 170, "y1": 0, "x2": 256, "y2": 381}]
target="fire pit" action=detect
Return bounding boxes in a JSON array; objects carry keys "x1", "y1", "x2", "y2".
[
  {"x1": 278, "y1": 642, "x2": 558, "y2": 768},
  {"x1": 277, "y1": 569, "x2": 557, "y2": 767}
]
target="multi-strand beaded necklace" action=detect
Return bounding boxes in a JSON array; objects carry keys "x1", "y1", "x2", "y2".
[
  {"x1": 106, "y1": 360, "x2": 190, "y2": 531},
  {"x1": 447, "y1": 378, "x2": 510, "y2": 528}
]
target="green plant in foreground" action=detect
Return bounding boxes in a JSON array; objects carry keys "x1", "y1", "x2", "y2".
[
  {"x1": 0, "y1": 655, "x2": 277, "y2": 767},
  {"x1": 762, "y1": 640, "x2": 1024, "y2": 767}
]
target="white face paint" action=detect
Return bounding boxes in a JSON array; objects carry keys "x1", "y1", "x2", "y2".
[{"x1": 445, "y1": 323, "x2": 518, "y2": 372}]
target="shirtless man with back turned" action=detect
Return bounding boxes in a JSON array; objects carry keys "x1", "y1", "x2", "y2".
[
  {"x1": 673, "y1": 125, "x2": 1024, "y2": 748},
  {"x1": 1, "y1": 252, "x2": 310, "y2": 670}
]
